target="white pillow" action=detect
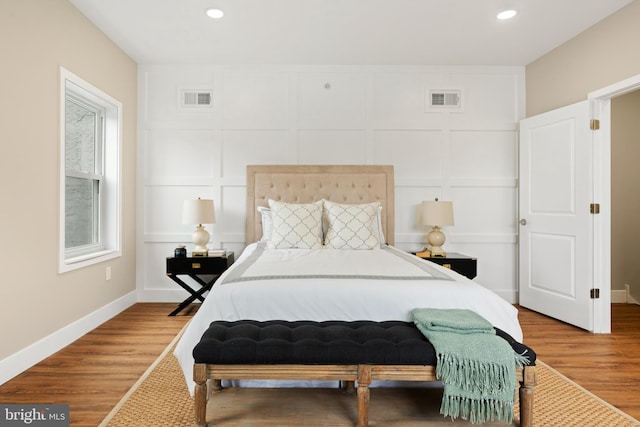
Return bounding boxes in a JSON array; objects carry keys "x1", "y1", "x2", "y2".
[
  {"x1": 267, "y1": 199, "x2": 324, "y2": 249},
  {"x1": 374, "y1": 205, "x2": 385, "y2": 246},
  {"x1": 323, "y1": 200, "x2": 382, "y2": 250},
  {"x1": 257, "y1": 206, "x2": 272, "y2": 242}
]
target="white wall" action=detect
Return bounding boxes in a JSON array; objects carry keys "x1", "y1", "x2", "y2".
[{"x1": 137, "y1": 65, "x2": 524, "y2": 303}]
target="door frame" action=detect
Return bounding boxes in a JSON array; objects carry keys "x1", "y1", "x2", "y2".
[{"x1": 588, "y1": 73, "x2": 640, "y2": 333}]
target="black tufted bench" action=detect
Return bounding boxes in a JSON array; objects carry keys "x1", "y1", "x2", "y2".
[{"x1": 192, "y1": 320, "x2": 536, "y2": 427}]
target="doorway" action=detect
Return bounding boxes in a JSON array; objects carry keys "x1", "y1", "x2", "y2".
[
  {"x1": 610, "y1": 90, "x2": 640, "y2": 305},
  {"x1": 518, "y1": 74, "x2": 640, "y2": 333},
  {"x1": 587, "y1": 73, "x2": 640, "y2": 332}
]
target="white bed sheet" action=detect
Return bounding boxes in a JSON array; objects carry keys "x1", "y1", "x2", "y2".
[{"x1": 174, "y1": 243, "x2": 523, "y2": 394}]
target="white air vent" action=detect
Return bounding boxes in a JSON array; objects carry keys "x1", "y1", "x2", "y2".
[
  {"x1": 426, "y1": 88, "x2": 464, "y2": 112},
  {"x1": 431, "y1": 91, "x2": 459, "y2": 107},
  {"x1": 179, "y1": 89, "x2": 213, "y2": 108}
]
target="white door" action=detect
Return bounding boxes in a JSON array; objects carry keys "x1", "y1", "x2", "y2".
[{"x1": 519, "y1": 101, "x2": 594, "y2": 331}]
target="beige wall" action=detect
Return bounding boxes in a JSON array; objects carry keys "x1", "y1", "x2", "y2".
[
  {"x1": 0, "y1": 0, "x2": 137, "y2": 362},
  {"x1": 526, "y1": 1, "x2": 640, "y2": 117},
  {"x1": 526, "y1": 0, "x2": 640, "y2": 297},
  {"x1": 611, "y1": 91, "x2": 640, "y2": 299}
]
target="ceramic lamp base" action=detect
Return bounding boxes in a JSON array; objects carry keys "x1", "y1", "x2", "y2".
[
  {"x1": 192, "y1": 225, "x2": 210, "y2": 254},
  {"x1": 427, "y1": 226, "x2": 447, "y2": 257}
]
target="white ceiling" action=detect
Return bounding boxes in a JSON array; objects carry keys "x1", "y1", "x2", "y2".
[{"x1": 69, "y1": 0, "x2": 633, "y2": 66}]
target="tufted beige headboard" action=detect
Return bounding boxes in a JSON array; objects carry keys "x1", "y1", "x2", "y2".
[{"x1": 246, "y1": 165, "x2": 395, "y2": 245}]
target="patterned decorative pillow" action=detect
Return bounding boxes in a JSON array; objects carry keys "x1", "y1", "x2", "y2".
[
  {"x1": 323, "y1": 201, "x2": 381, "y2": 250},
  {"x1": 267, "y1": 199, "x2": 324, "y2": 249}
]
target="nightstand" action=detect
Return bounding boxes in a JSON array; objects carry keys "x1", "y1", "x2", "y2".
[
  {"x1": 165, "y1": 252, "x2": 234, "y2": 316},
  {"x1": 412, "y1": 252, "x2": 477, "y2": 279}
]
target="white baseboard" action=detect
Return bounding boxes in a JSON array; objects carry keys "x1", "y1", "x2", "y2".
[
  {"x1": 0, "y1": 291, "x2": 137, "y2": 386},
  {"x1": 611, "y1": 288, "x2": 628, "y2": 303},
  {"x1": 611, "y1": 284, "x2": 640, "y2": 304}
]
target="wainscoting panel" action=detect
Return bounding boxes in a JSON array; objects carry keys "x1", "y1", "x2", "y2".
[
  {"x1": 144, "y1": 129, "x2": 218, "y2": 182},
  {"x1": 449, "y1": 130, "x2": 517, "y2": 179},
  {"x1": 448, "y1": 71, "x2": 521, "y2": 129},
  {"x1": 137, "y1": 65, "x2": 525, "y2": 302},
  {"x1": 221, "y1": 70, "x2": 290, "y2": 129},
  {"x1": 298, "y1": 130, "x2": 368, "y2": 164},
  {"x1": 371, "y1": 71, "x2": 446, "y2": 129},
  {"x1": 220, "y1": 130, "x2": 295, "y2": 178},
  {"x1": 297, "y1": 71, "x2": 368, "y2": 129},
  {"x1": 373, "y1": 130, "x2": 443, "y2": 178}
]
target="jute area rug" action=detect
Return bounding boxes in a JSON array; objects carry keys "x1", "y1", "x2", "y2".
[{"x1": 100, "y1": 334, "x2": 640, "y2": 427}]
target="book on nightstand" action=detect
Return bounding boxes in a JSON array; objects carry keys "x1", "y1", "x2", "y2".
[
  {"x1": 207, "y1": 249, "x2": 228, "y2": 257},
  {"x1": 415, "y1": 249, "x2": 431, "y2": 258}
]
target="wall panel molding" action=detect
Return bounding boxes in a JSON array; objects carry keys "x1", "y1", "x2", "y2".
[{"x1": 137, "y1": 64, "x2": 525, "y2": 303}]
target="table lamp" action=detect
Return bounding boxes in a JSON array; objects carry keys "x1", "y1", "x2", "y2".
[
  {"x1": 182, "y1": 198, "x2": 216, "y2": 256},
  {"x1": 421, "y1": 199, "x2": 454, "y2": 257}
]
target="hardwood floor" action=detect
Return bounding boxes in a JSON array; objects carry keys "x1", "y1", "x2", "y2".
[
  {"x1": 517, "y1": 303, "x2": 640, "y2": 421},
  {"x1": 0, "y1": 303, "x2": 639, "y2": 426},
  {"x1": 0, "y1": 303, "x2": 195, "y2": 426}
]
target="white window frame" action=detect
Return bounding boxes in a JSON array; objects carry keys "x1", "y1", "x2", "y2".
[{"x1": 59, "y1": 67, "x2": 122, "y2": 273}]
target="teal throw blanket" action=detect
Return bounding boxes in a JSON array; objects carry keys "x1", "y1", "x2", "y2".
[{"x1": 411, "y1": 308, "x2": 529, "y2": 424}]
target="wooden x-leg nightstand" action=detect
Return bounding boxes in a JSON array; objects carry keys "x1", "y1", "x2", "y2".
[{"x1": 165, "y1": 253, "x2": 234, "y2": 316}]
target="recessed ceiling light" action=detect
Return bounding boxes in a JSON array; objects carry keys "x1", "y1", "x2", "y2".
[
  {"x1": 205, "y1": 8, "x2": 224, "y2": 19},
  {"x1": 497, "y1": 9, "x2": 517, "y2": 20}
]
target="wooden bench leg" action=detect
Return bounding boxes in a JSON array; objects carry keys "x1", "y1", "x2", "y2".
[
  {"x1": 519, "y1": 365, "x2": 536, "y2": 427},
  {"x1": 357, "y1": 365, "x2": 372, "y2": 427},
  {"x1": 193, "y1": 363, "x2": 208, "y2": 427}
]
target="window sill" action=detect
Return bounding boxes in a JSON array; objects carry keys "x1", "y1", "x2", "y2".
[{"x1": 59, "y1": 249, "x2": 121, "y2": 273}]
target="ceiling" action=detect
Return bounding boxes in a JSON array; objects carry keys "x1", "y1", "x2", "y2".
[{"x1": 69, "y1": 0, "x2": 633, "y2": 66}]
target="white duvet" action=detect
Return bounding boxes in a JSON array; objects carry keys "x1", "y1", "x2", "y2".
[{"x1": 174, "y1": 243, "x2": 523, "y2": 394}]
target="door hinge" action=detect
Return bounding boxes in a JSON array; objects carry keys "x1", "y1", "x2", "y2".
[
  {"x1": 590, "y1": 203, "x2": 600, "y2": 214},
  {"x1": 590, "y1": 289, "x2": 600, "y2": 299},
  {"x1": 590, "y1": 119, "x2": 600, "y2": 130}
]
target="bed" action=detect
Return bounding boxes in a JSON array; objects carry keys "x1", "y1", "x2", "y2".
[{"x1": 174, "y1": 165, "x2": 522, "y2": 418}]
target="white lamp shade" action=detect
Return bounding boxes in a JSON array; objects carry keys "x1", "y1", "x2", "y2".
[
  {"x1": 421, "y1": 200, "x2": 454, "y2": 227},
  {"x1": 182, "y1": 198, "x2": 216, "y2": 225}
]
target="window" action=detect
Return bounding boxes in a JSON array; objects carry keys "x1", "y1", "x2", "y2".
[{"x1": 59, "y1": 68, "x2": 122, "y2": 273}]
